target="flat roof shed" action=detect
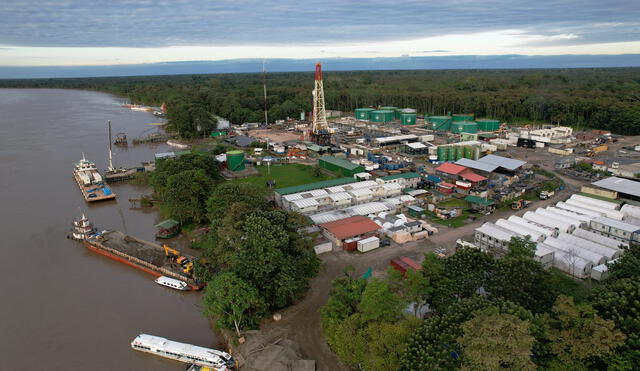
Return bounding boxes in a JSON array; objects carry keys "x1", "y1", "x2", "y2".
[{"x1": 319, "y1": 215, "x2": 381, "y2": 240}]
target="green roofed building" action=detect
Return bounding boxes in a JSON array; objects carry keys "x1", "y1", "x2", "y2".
[
  {"x1": 275, "y1": 177, "x2": 355, "y2": 196},
  {"x1": 318, "y1": 156, "x2": 365, "y2": 177},
  {"x1": 465, "y1": 195, "x2": 496, "y2": 212}
]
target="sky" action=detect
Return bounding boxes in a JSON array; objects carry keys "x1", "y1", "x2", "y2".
[{"x1": 0, "y1": 0, "x2": 639, "y2": 73}]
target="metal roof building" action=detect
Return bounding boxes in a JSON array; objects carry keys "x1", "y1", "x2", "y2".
[
  {"x1": 319, "y1": 215, "x2": 381, "y2": 243},
  {"x1": 477, "y1": 154, "x2": 526, "y2": 171},
  {"x1": 592, "y1": 177, "x2": 640, "y2": 199},
  {"x1": 455, "y1": 158, "x2": 499, "y2": 173},
  {"x1": 319, "y1": 156, "x2": 365, "y2": 177},
  {"x1": 590, "y1": 216, "x2": 640, "y2": 244},
  {"x1": 275, "y1": 177, "x2": 355, "y2": 196}
]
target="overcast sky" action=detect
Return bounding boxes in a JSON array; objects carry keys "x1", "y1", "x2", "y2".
[{"x1": 1, "y1": 0, "x2": 639, "y2": 66}]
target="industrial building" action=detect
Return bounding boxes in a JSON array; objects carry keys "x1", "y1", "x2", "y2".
[
  {"x1": 318, "y1": 156, "x2": 365, "y2": 177},
  {"x1": 319, "y1": 216, "x2": 381, "y2": 248},
  {"x1": 592, "y1": 177, "x2": 640, "y2": 201}
]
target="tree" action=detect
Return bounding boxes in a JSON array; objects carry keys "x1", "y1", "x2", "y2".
[
  {"x1": 607, "y1": 244, "x2": 640, "y2": 281},
  {"x1": 150, "y1": 152, "x2": 219, "y2": 197},
  {"x1": 362, "y1": 319, "x2": 420, "y2": 371},
  {"x1": 358, "y1": 278, "x2": 404, "y2": 323},
  {"x1": 544, "y1": 295, "x2": 626, "y2": 367},
  {"x1": 458, "y1": 308, "x2": 536, "y2": 371},
  {"x1": 506, "y1": 236, "x2": 536, "y2": 259},
  {"x1": 202, "y1": 272, "x2": 266, "y2": 336},
  {"x1": 206, "y1": 182, "x2": 268, "y2": 222},
  {"x1": 163, "y1": 169, "x2": 213, "y2": 223}
]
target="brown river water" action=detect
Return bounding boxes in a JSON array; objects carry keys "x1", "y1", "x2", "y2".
[{"x1": 0, "y1": 89, "x2": 218, "y2": 370}]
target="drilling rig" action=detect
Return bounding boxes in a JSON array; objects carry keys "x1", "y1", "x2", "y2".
[{"x1": 310, "y1": 63, "x2": 331, "y2": 145}]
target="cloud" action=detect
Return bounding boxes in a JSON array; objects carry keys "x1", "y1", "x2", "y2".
[{"x1": 0, "y1": 0, "x2": 638, "y2": 49}]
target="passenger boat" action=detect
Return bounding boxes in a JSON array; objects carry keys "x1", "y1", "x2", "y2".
[
  {"x1": 131, "y1": 334, "x2": 235, "y2": 370},
  {"x1": 155, "y1": 276, "x2": 189, "y2": 290},
  {"x1": 73, "y1": 154, "x2": 116, "y2": 202}
]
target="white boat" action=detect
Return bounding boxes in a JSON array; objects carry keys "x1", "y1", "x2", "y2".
[
  {"x1": 131, "y1": 334, "x2": 235, "y2": 370},
  {"x1": 69, "y1": 213, "x2": 96, "y2": 241},
  {"x1": 155, "y1": 276, "x2": 189, "y2": 291}
]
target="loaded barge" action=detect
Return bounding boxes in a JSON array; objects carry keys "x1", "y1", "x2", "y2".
[
  {"x1": 72, "y1": 216, "x2": 203, "y2": 290},
  {"x1": 74, "y1": 155, "x2": 116, "y2": 202}
]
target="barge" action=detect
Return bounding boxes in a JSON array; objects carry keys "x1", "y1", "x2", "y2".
[
  {"x1": 73, "y1": 215, "x2": 204, "y2": 290},
  {"x1": 74, "y1": 155, "x2": 116, "y2": 202}
]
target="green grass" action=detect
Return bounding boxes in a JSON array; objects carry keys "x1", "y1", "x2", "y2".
[
  {"x1": 229, "y1": 163, "x2": 334, "y2": 190},
  {"x1": 438, "y1": 198, "x2": 468, "y2": 208},
  {"x1": 425, "y1": 211, "x2": 472, "y2": 228},
  {"x1": 547, "y1": 268, "x2": 595, "y2": 302}
]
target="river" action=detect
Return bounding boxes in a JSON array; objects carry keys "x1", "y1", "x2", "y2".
[{"x1": 0, "y1": 89, "x2": 218, "y2": 370}]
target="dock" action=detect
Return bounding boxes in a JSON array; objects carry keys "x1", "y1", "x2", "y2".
[{"x1": 132, "y1": 132, "x2": 175, "y2": 144}]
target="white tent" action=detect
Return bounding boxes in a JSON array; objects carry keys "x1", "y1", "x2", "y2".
[
  {"x1": 535, "y1": 208, "x2": 579, "y2": 231},
  {"x1": 565, "y1": 199, "x2": 624, "y2": 220},
  {"x1": 570, "y1": 194, "x2": 620, "y2": 210},
  {"x1": 496, "y1": 219, "x2": 545, "y2": 242},
  {"x1": 546, "y1": 207, "x2": 594, "y2": 223},
  {"x1": 556, "y1": 233, "x2": 621, "y2": 261},
  {"x1": 523, "y1": 211, "x2": 574, "y2": 234},
  {"x1": 621, "y1": 204, "x2": 640, "y2": 219},
  {"x1": 508, "y1": 215, "x2": 557, "y2": 237},
  {"x1": 544, "y1": 237, "x2": 607, "y2": 265},
  {"x1": 556, "y1": 201, "x2": 605, "y2": 218},
  {"x1": 572, "y1": 228, "x2": 628, "y2": 251},
  {"x1": 539, "y1": 243, "x2": 593, "y2": 279}
]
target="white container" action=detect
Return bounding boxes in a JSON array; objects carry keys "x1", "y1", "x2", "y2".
[{"x1": 357, "y1": 236, "x2": 380, "y2": 253}]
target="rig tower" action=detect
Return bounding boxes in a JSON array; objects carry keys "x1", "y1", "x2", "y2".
[{"x1": 311, "y1": 62, "x2": 331, "y2": 145}]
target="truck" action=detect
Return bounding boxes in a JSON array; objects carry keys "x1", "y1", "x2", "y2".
[
  {"x1": 511, "y1": 199, "x2": 531, "y2": 210},
  {"x1": 539, "y1": 190, "x2": 555, "y2": 200}
]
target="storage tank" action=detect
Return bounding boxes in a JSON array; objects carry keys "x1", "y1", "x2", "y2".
[
  {"x1": 570, "y1": 194, "x2": 620, "y2": 210},
  {"x1": 399, "y1": 108, "x2": 416, "y2": 120},
  {"x1": 428, "y1": 116, "x2": 452, "y2": 131},
  {"x1": 464, "y1": 146, "x2": 473, "y2": 159},
  {"x1": 400, "y1": 113, "x2": 417, "y2": 125},
  {"x1": 452, "y1": 113, "x2": 474, "y2": 122},
  {"x1": 572, "y1": 228, "x2": 628, "y2": 250},
  {"x1": 355, "y1": 108, "x2": 375, "y2": 120},
  {"x1": 557, "y1": 233, "x2": 621, "y2": 260},
  {"x1": 460, "y1": 121, "x2": 478, "y2": 134},
  {"x1": 455, "y1": 146, "x2": 464, "y2": 160},
  {"x1": 450, "y1": 122, "x2": 466, "y2": 134},
  {"x1": 226, "y1": 150, "x2": 245, "y2": 171},
  {"x1": 473, "y1": 146, "x2": 480, "y2": 160},
  {"x1": 508, "y1": 215, "x2": 557, "y2": 237},
  {"x1": 370, "y1": 110, "x2": 395, "y2": 122},
  {"x1": 437, "y1": 146, "x2": 448, "y2": 161},
  {"x1": 476, "y1": 119, "x2": 500, "y2": 131},
  {"x1": 544, "y1": 237, "x2": 607, "y2": 265}
]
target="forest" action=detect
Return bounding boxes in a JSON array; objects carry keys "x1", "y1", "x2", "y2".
[
  {"x1": 1, "y1": 67, "x2": 639, "y2": 135},
  {"x1": 321, "y1": 237, "x2": 640, "y2": 370}
]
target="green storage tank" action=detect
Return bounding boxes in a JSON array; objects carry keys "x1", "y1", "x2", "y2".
[
  {"x1": 452, "y1": 113, "x2": 474, "y2": 122},
  {"x1": 226, "y1": 150, "x2": 245, "y2": 171},
  {"x1": 429, "y1": 116, "x2": 452, "y2": 131},
  {"x1": 355, "y1": 108, "x2": 375, "y2": 120},
  {"x1": 446, "y1": 146, "x2": 454, "y2": 161},
  {"x1": 455, "y1": 146, "x2": 462, "y2": 160},
  {"x1": 450, "y1": 122, "x2": 465, "y2": 133},
  {"x1": 476, "y1": 119, "x2": 500, "y2": 131},
  {"x1": 473, "y1": 146, "x2": 480, "y2": 160},
  {"x1": 398, "y1": 108, "x2": 416, "y2": 119},
  {"x1": 437, "y1": 146, "x2": 448, "y2": 161},
  {"x1": 464, "y1": 146, "x2": 473, "y2": 159},
  {"x1": 400, "y1": 113, "x2": 417, "y2": 125},
  {"x1": 371, "y1": 109, "x2": 394, "y2": 122},
  {"x1": 460, "y1": 121, "x2": 478, "y2": 134}
]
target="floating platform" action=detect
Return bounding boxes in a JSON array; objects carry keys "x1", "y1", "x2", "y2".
[
  {"x1": 84, "y1": 230, "x2": 204, "y2": 290},
  {"x1": 74, "y1": 173, "x2": 116, "y2": 202}
]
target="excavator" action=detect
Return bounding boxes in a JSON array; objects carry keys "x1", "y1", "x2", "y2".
[
  {"x1": 163, "y1": 245, "x2": 190, "y2": 266},
  {"x1": 511, "y1": 199, "x2": 531, "y2": 210}
]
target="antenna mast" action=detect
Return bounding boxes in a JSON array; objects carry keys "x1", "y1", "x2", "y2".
[
  {"x1": 107, "y1": 120, "x2": 114, "y2": 172},
  {"x1": 311, "y1": 62, "x2": 330, "y2": 145},
  {"x1": 263, "y1": 60, "x2": 268, "y2": 126}
]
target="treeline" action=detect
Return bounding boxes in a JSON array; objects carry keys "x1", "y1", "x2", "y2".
[
  {"x1": 1, "y1": 68, "x2": 639, "y2": 134},
  {"x1": 321, "y1": 237, "x2": 640, "y2": 370},
  {"x1": 148, "y1": 152, "x2": 320, "y2": 334}
]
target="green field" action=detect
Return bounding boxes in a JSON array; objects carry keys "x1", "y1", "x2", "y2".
[
  {"x1": 230, "y1": 163, "x2": 334, "y2": 190},
  {"x1": 437, "y1": 198, "x2": 468, "y2": 208}
]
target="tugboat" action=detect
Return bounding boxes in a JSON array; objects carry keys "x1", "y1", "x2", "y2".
[{"x1": 69, "y1": 213, "x2": 97, "y2": 241}]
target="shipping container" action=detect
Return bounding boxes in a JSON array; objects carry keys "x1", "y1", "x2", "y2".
[{"x1": 357, "y1": 236, "x2": 380, "y2": 253}]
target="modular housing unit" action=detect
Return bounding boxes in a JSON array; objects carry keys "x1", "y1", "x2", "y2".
[
  {"x1": 474, "y1": 223, "x2": 520, "y2": 250},
  {"x1": 572, "y1": 228, "x2": 628, "y2": 250},
  {"x1": 534, "y1": 244, "x2": 555, "y2": 269},
  {"x1": 589, "y1": 217, "x2": 640, "y2": 244},
  {"x1": 357, "y1": 236, "x2": 380, "y2": 253}
]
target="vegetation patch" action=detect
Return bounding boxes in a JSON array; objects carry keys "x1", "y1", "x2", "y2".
[{"x1": 230, "y1": 163, "x2": 334, "y2": 190}]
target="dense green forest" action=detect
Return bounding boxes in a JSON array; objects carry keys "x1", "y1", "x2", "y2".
[
  {"x1": 322, "y1": 237, "x2": 640, "y2": 370},
  {"x1": 1, "y1": 68, "x2": 639, "y2": 135}
]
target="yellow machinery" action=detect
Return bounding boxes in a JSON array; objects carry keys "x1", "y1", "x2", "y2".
[{"x1": 511, "y1": 199, "x2": 531, "y2": 210}]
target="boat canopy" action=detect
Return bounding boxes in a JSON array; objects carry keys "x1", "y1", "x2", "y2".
[{"x1": 155, "y1": 219, "x2": 179, "y2": 229}]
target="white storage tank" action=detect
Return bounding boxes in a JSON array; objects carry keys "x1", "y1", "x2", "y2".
[
  {"x1": 544, "y1": 237, "x2": 607, "y2": 265},
  {"x1": 570, "y1": 194, "x2": 620, "y2": 210},
  {"x1": 540, "y1": 243, "x2": 593, "y2": 279},
  {"x1": 495, "y1": 219, "x2": 545, "y2": 242},
  {"x1": 556, "y1": 233, "x2": 621, "y2": 261},
  {"x1": 572, "y1": 228, "x2": 628, "y2": 251},
  {"x1": 357, "y1": 236, "x2": 380, "y2": 253},
  {"x1": 556, "y1": 201, "x2": 604, "y2": 218},
  {"x1": 523, "y1": 211, "x2": 574, "y2": 234},
  {"x1": 507, "y1": 215, "x2": 557, "y2": 237}
]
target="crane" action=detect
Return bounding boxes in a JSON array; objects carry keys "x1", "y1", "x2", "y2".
[{"x1": 311, "y1": 63, "x2": 331, "y2": 145}]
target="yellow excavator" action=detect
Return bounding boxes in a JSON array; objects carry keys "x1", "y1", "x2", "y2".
[{"x1": 163, "y1": 245, "x2": 194, "y2": 275}]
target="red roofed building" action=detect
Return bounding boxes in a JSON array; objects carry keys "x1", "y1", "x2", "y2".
[
  {"x1": 459, "y1": 169, "x2": 487, "y2": 184},
  {"x1": 436, "y1": 163, "x2": 466, "y2": 176},
  {"x1": 319, "y1": 216, "x2": 381, "y2": 247}
]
